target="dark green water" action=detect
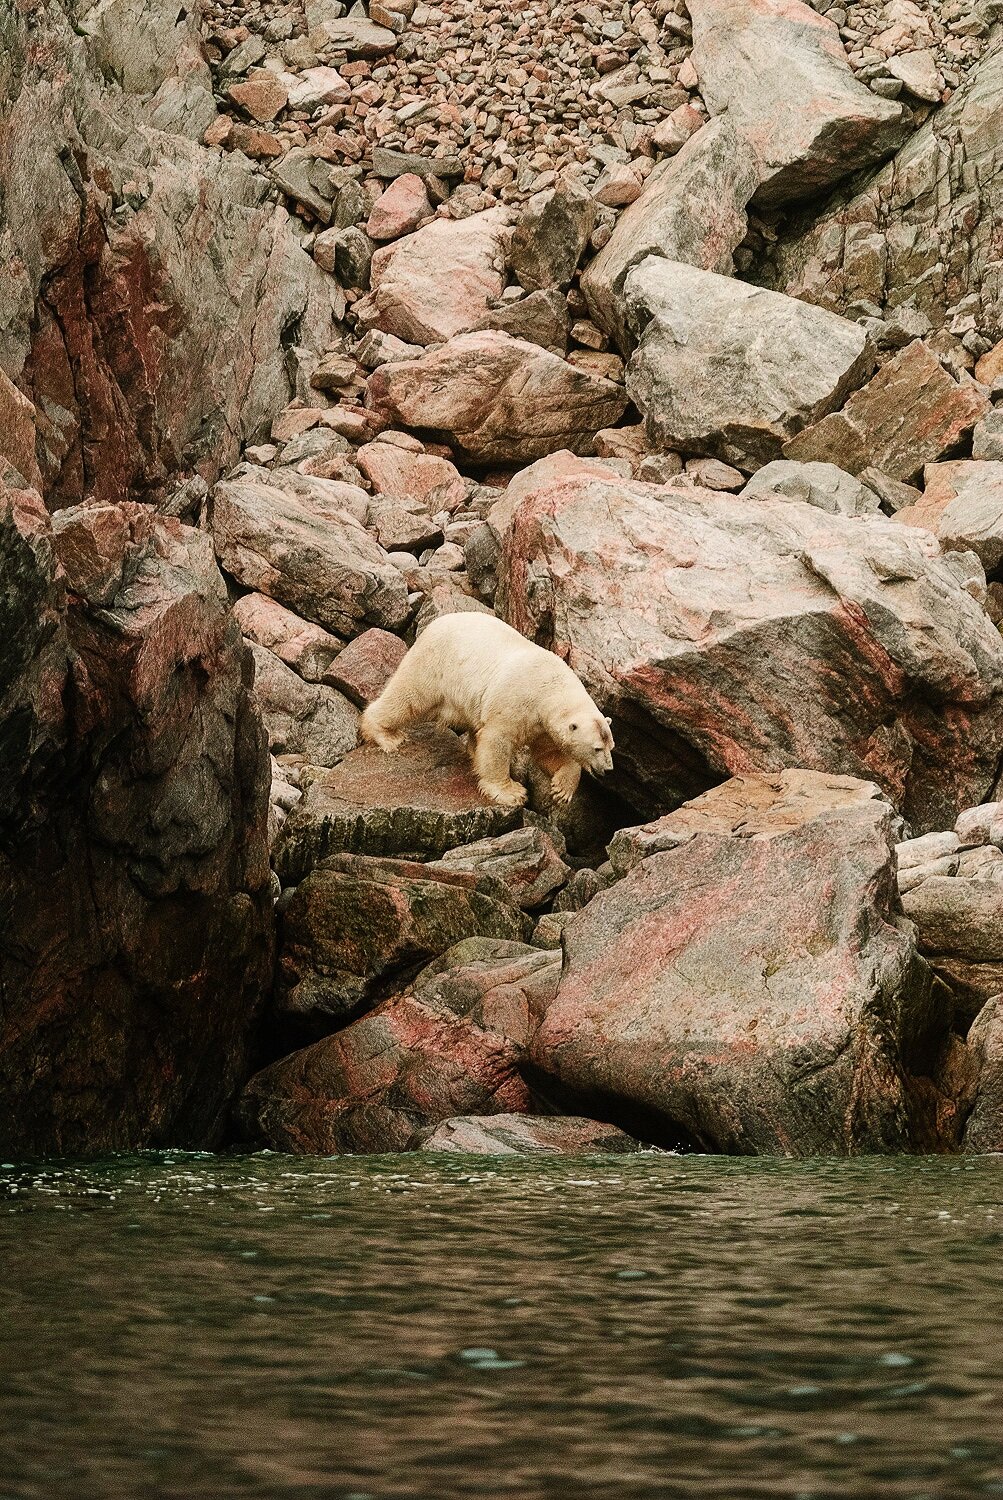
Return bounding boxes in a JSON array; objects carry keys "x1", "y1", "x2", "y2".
[{"x1": 2, "y1": 1152, "x2": 1002, "y2": 1500}]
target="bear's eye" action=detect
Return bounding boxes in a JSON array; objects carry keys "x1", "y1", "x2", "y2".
[{"x1": 569, "y1": 722, "x2": 577, "y2": 731}]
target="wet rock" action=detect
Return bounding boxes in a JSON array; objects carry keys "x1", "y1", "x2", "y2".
[
  {"x1": 740, "y1": 460, "x2": 882, "y2": 516},
  {"x1": 321, "y1": 627, "x2": 407, "y2": 707},
  {"x1": 412, "y1": 1114, "x2": 644, "y2": 1154},
  {"x1": 275, "y1": 852, "x2": 528, "y2": 1033},
  {"x1": 688, "y1": 0, "x2": 906, "y2": 207},
  {"x1": 508, "y1": 181, "x2": 597, "y2": 292},
  {"x1": 233, "y1": 592, "x2": 343, "y2": 682},
  {"x1": 356, "y1": 208, "x2": 512, "y2": 345},
  {"x1": 624, "y1": 259, "x2": 875, "y2": 468},
  {"x1": 784, "y1": 342, "x2": 991, "y2": 483},
  {"x1": 431, "y1": 826, "x2": 571, "y2": 910},
  {"x1": 894, "y1": 463, "x2": 1003, "y2": 571},
  {"x1": 582, "y1": 121, "x2": 760, "y2": 348},
  {"x1": 274, "y1": 731, "x2": 521, "y2": 883},
  {"x1": 210, "y1": 473, "x2": 409, "y2": 637},
  {"x1": 497, "y1": 453, "x2": 1003, "y2": 831},
  {"x1": 531, "y1": 772, "x2": 950, "y2": 1155},
  {"x1": 0, "y1": 479, "x2": 272, "y2": 1154},
  {"x1": 249, "y1": 643, "x2": 358, "y2": 766},
  {"x1": 367, "y1": 331, "x2": 627, "y2": 465},
  {"x1": 238, "y1": 994, "x2": 531, "y2": 1153},
  {"x1": 963, "y1": 999, "x2": 1003, "y2": 1152}
]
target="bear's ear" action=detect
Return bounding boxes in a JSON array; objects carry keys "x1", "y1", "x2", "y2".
[{"x1": 604, "y1": 715, "x2": 612, "y2": 724}]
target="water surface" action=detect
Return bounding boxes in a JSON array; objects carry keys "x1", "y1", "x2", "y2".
[{"x1": 3, "y1": 1152, "x2": 1001, "y2": 1499}]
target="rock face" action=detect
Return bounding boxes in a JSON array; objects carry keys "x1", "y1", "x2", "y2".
[
  {"x1": 238, "y1": 994, "x2": 532, "y2": 1154},
  {"x1": 0, "y1": 477, "x2": 273, "y2": 1154},
  {"x1": 210, "y1": 472, "x2": 410, "y2": 637},
  {"x1": 275, "y1": 853, "x2": 528, "y2": 1033},
  {"x1": 624, "y1": 259, "x2": 875, "y2": 468},
  {"x1": 248, "y1": 643, "x2": 359, "y2": 766},
  {"x1": 367, "y1": 332, "x2": 627, "y2": 464},
  {"x1": 275, "y1": 732, "x2": 521, "y2": 883},
  {"x1": 531, "y1": 772, "x2": 949, "y2": 1155},
  {"x1": 498, "y1": 454, "x2": 1003, "y2": 832},
  {"x1": 761, "y1": 47, "x2": 1003, "y2": 341},
  {"x1": 895, "y1": 463, "x2": 1003, "y2": 571},
  {"x1": 688, "y1": 0, "x2": 906, "y2": 208},
  {"x1": 963, "y1": 999, "x2": 1003, "y2": 1153},
  {"x1": 0, "y1": 0, "x2": 337, "y2": 508},
  {"x1": 356, "y1": 208, "x2": 512, "y2": 345},
  {"x1": 783, "y1": 342, "x2": 990, "y2": 483},
  {"x1": 582, "y1": 120, "x2": 761, "y2": 346},
  {"x1": 413, "y1": 1114, "x2": 644, "y2": 1154}
]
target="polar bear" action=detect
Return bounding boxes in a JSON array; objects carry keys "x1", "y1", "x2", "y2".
[{"x1": 359, "y1": 612, "x2": 614, "y2": 808}]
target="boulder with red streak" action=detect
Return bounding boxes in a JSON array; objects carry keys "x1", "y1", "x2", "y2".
[{"x1": 496, "y1": 453, "x2": 1003, "y2": 833}]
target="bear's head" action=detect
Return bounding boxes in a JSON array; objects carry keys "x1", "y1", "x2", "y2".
[{"x1": 563, "y1": 712, "x2": 614, "y2": 776}]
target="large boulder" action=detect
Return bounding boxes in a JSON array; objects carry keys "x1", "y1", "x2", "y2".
[
  {"x1": 581, "y1": 120, "x2": 761, "y2": 348},
  {"x1": 783, "y1": 342, "x2": 990, "y2": 484},
  {"x1": 275, "y1": 853, "x2": 529, "y2": 1035},
  {"x1": 237, "y1": 994, "x2": 532, "y2": 1154},
  {"x1": 412, "y1": 1114, "x2": 644, "y2": 1154},
  {"x1": 688, "y1": 0, "x2": 906, "y2": 208},
  {"x1": 0, "y1": 476, "x2": 273, "y2": 1153},
  {"x1": 497, "y1": 453, "x2": 1003, "y2": 832},
  {"x1": 410, "y1": 937, "x2": 562, "y2": 1049},
  {"x1": 624, "y1": 258, "x2": 875, "y2": 468},
  {"x1": 274, "y1": 732, "x2": 521, "y2": 883},
  {"x1": 0, "y1": 0, "x2": 337, "y2": 508},
  {"x1": 508, "y1": 181, "x2": 597, "y2": 293},
  {"x1": 366, "y1": 331, "x2": 627, "y2": 465},
  {"x1": 531, "y1": 773, "x2": 951, "y2": 1155},
  {"x1": 355, "y1": 207, "x2": 512, "y2": 345},
  {"x1": 210, "y1": 471, "x2": 409, "y2": 638},
  {"x1": 760, "y1": 47, "x2": 1003, "y2": 342}
]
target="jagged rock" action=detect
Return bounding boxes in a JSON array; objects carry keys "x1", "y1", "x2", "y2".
[
  {"x1": 274, "y1": 732, "x2": 521, "y2": 883},
  {"x1": 309, "y1": 17, "x2": 398, "y2": 55},
  {"x1": 623, "y1": 259, "x2": 874, "y2": 468},
  {"x1": 355, "y1": 441, "x2": 466, "y2": 510},
  {"x1": 233, "y1": 592, "x2": 343, "y2": 681},
  {"x1": 249, "y1": 643, "x2": 358, "y2": 766},
  {"x1": 355, "y1": 207, "x2": 512, "y2": 345},
  {"x1": 321, "y1": 627, "x2": 407, "y2": 706},
  {"x1": 366, "y1": 173, "x2": 432, "y2": 241},
  {"x1": 963, "y1": 999, "x2": 1003, "y2": 1152},
  {"x1": 761, "y1": 49, "x2": 1003, "y2": 340},
  {"x1": 894, "y1": 463, "x2": 1003, "y2": 570},
  {"x1": 412, "y1": 1114, "x2": 644, "y2": 1154},
  {"x1": 471, "y1": 290, "x2": 569, "y2": 357},
  {"x1": 531, "y1": 772, "x2": 950, "y2": 1155},
  {"x1": 508, "y1": 180, "x2": 597, "y2": 291},
  {"x1": 210, "y1": 473, "x2": 409, "y2": 637},
  {"x1": 275, "y1": 852, "x2": 528, "y2": 1027},
  {"x1": 0, "y1": 1, "x2": 337, "y2": 507},
  {"x1": 367, "y1": 331, "x2": 627, "y2": 465},
  {"x1": 0, "y1": 478, "x2": 272, "y2": 1153},
  {"x1": 237, "y1": 994, "x2": 531, "y2": 1153},
  {"x1": 497, "y1": 453, "x2": 1003, "y2": 831},
  {"x1": 740, "y1": 460, "x2": 883, "y2": 516},
  {"x1": 409, "y1": 938, "x2": 562, "y2": 1048},
  {"x1": 900, "y1": 871, "x2": 1003, "y2": 1028},
  {"x1": 783, "y1": 342, "x2": 990, "y2": 483},
  {"x1": 431, "y1": 826, "x2": 571, "y2": 910},
  {"x1": 582, "y1": 120, "x2": 760, "y2": 348},
  {"x1": 688, "y1": 0, "x2": 906, "y2": 207},
  {"x1": 0, "y1": 372, "x2": 42, "y2": 491}
]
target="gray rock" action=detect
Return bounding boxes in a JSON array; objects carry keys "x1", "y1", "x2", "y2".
[
  {"x1": 371, "y1": 146, "x2": 464, "y2": 181},
  {"x1": 624, "y1": 258, "x2": 875, "y2": 468},
  {"x1": 471, "y1": 289, "x2": 569, "y2": 356},
  {"x1": 508, "y1": 180, "x2": 597, "y2": 291},
  {"x1": 894, "y1": 463, "x2": 1003, "y2": 571},
  {"x1": 963, "y1": 998, "x2": 1003, "y2": 1152},
  {"x1": 412, "y1": 1114, "x2": 644, "y2": 1154},
  {"x1": 741, "y1": 460, "x2": 882, "y2": 516},
  {"x1": 249, "y1": 643, "x2": 359, "y2": 766},
  {"x1": 431, "y1": 826, "x2": 571, "y2": 909},
  {"x1": 310, "y1": 17, "x2": 398, "y2": 54},
  {"x1": 688, "y1": 0, "x2": 906, "y2": 208}
]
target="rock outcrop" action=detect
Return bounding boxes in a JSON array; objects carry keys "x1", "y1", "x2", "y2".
[
  {"x1": 498, "y1": 454, "x2": 1003, "y2": 831},
  {"x1": 0, "y1": 475, "x2": 273, "y2": 1154}
]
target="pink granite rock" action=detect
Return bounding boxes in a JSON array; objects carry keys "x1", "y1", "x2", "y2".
[{"x1": 366, "y1": 173, "x2": 432, "y2": 241}]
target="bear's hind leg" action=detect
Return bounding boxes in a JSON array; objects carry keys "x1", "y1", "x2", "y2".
[{"x1": 473, "y1": 727, "x2": 527, "y2": 808}]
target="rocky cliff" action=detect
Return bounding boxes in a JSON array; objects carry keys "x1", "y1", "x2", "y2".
[{"x1": 2, "y1": 0, "x2": 1003, "y2": 1157}]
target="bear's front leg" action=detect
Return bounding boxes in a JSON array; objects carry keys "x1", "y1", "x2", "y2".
[
  {"x1": 550, "y1": 759, "x2": 582, "y2": 806},
  {"x1": 473, "y1": 727, "x2": 527, "y2": 808}
]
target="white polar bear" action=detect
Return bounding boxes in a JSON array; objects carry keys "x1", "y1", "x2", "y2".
[{"x1": 359, "y1": 612, "x2": 614, "y2": 808}]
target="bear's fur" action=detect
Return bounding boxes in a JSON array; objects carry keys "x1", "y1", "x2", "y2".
[{"x1": 360, "y1": 612, "x2": 614, "y2": 808}]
